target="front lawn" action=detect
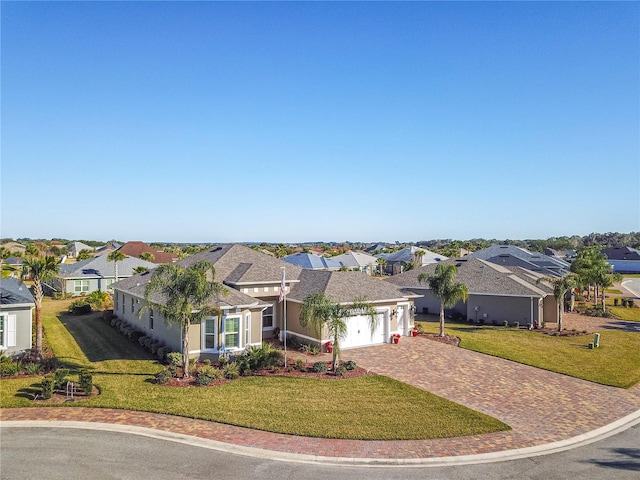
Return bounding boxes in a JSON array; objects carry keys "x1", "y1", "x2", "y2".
[
  {"x1": 0, "y1": 298, "x2": 509, "y2": 440},
  {"x1": 417, "y1": 322, "x2": 640, "y2": 388}
]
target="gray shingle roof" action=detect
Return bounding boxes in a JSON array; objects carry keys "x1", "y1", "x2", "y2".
[
  {"x1": 385, "y1": 258, "x2": 550, "y2": 297},
  {"x1": 330, "y1": 251, "x2": 378, "y2": 268},
  {"x1": 379, "y1": 246, "x2": 447, "y2": 264},
  {"x1": 0, "y1": 278, "x2": 35, "y2": 305},
  {"x1": 282, "y1": 252, "x2": 342, "y2": 270},
  {"x1": 467, "y1": 245, "x2": 570, "y2": 276},
  {"x1": 58, "y1": 255, "x2": 158, "y2": 279},
  {"x1": 288, "y1": 269, "x2": 413, "y2": 304}
]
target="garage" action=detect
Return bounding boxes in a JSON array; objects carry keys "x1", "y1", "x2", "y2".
[{"x1": 341, "y1": 312, "x2": 387, "y2": 349}]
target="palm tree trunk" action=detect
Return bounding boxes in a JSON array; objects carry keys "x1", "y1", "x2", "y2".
[
  {"x1": 439, "y1": 302, "x2": 445, "y2": 337},
  {"x1": 557, "y1": 301, "x2": 563, "y2": 332},
  {"x1": 182, "y1": 322, "x2": 190, "y2": 378},
  {"x1": 33, "y1": 280, "x2": 44, "y2": 360}
]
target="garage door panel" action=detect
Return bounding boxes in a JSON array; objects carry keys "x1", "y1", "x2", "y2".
[{"x1": 343, "y1": 314, "x2": 385, "y2": 348}]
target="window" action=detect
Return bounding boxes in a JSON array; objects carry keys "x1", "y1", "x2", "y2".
[
  {"x1": 245, "y1": 313, "x2": 251, "y2": 345},
  {"x1": 121, "y1": 294, "x2": 125, "y2": 314},
  {"x1": 253, "y1": 287, "x2": 259, "y2": 293},
  {"x1": 105, "y1": 279, "x2": 114, "y2": 291},
  {"x1": 224, "y1": 317, "x2": 240, "y2": 349},
  {"x1": 131, "y1": 298, "x2": 134, "y2": 314},
  {"x1": 0, "y1": 314, "x2": 16, "y2": 348},
  {"x1": 74, "y1": 280, "x2": 89, "y2": 294},
  {"x1": 204, "y1": 318, "x2": 216, "y2": 349},
  {"x1": 262, "y1": 306, "x2": 273, "y2": 328},
  {"x1": 149, "y1": 309, "x2": 154, "y2": 330},
  {"x1": 263, "y1": 287, "x2": 269, "y2": 293}
]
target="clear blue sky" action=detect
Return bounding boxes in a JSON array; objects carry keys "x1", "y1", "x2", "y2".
[{"x1": 2, "y1": 1, "x2": 638, "y2": 244}]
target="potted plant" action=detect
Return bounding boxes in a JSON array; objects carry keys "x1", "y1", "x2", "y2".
[
  {"x1": 324, "y1": 341, "x2": 333, "y2": 353},
  {"x1": 391, "y1": 333, "x2": 401, "y2": 344},
  {"x1": 410, "y1": 327, "x2": 418, "y2": 337}
]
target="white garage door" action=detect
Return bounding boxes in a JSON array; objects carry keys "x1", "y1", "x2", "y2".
[{"x1": 342, "y1": 313, "x2": 385, "y2": 349}]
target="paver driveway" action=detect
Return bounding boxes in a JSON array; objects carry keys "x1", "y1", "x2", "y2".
[{"x1": 347, "y1": 336, "x2": 640, "y2": 448}]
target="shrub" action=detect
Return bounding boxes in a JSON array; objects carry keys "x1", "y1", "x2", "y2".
[
  {"x1": 295, "y1": 358, "x2": 304, "y2": 370},
  {"x1": 54, "y1": 368, "x2": 70, "y2": 389},
  {"x1": 0, "y1": 360, "x2": 22, "y2": 377},
  {"x1": 69, "y1": 300, "x2": 92, "y2": 315},
  {"x1": 40, "y1": 375, "x2": 55, "y2": 399},
  {"x1": 79, "y1": 369, "x2": 93, "y2": 395},
  {"x1": 222, "y1": 362, "x2": 239, "y2": 380},
  {"x1": 203, "y1": 358, "x2": 211, "y2": 366},
  {"x1": 218, "y1": 354, "x2": 229, "y2": 367},
  {"x1": 343, "y1": 360, "x2": 357, "y2": 371},
  {"x1": 166, "y1": 352, "x2": 182, "y2": 368},
  {"x1": 334, "y1": 365, "x2": 346, "y2": 376},
  {"x1": 154, "y1": 369, "x2": 173, "y2": 385},
  {"x1": 312, "y1": 361, "x2": 328, "y2": 373},
  {"x1": 40, "y1": 356, "x2": 60, "y2": 372},
  {"x1": 25, "y1": 362, "x2": 42, "y2": 375},
  {"x1": 514, "y1": 322, "x2": 520, "y2": 328},
  {"x1": 110, "y1": 318, "x2": 119, "y2": 327},
  {"x1": 240, "y1": 344, "x2": 283, "y2": 372},
  {"x1": 156, "y1": 347, "x2": 169, "y2": 362}
]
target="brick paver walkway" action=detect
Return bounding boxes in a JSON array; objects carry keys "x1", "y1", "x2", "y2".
[{"x1": 2, "y1": 337, "x2": 639, "y2": 460}]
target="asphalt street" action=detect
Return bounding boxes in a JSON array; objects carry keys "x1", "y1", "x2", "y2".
[{"x1": 1, "y1": 424, "x2": 638, "y2": 480}]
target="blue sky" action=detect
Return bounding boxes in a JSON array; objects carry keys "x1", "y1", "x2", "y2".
[{"x1": 2, "y1": 1, "x2": 638, "y2": 244}]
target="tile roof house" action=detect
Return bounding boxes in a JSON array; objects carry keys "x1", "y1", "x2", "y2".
[
  {"x1": 385, "y1": 257, "x2": 558, "y2": 328},
  {"x1": 282, "y1": 252, "x2": 342, "y2": 270},
  {"x1": 112, "y1": 244, "x2": 418, "y2": 360},
  {"x1": 466, "y1": 245, "x2": 570, "y2": 277},
  {"x1": 602, "y1": 246, "x2": 640, "y2": 273},
  {"x1": 0, "y1": 278, "x2": 35, "y2": 356},
  {"x1": 55, "y1": 255, "x2": 158, "y2": 296},
  {"x1": 116, "y1": 241, "x2": 178, "y2": 264},
  {"x1": 67, "y1": 241, "x2": 95, "y2": 258}
]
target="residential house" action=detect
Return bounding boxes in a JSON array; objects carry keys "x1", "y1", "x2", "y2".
[
  {"x1": 385, "y1": 257, "x2": 558, "y2": 328},
  {"x1": 467, "y1": 245, "x2": 570, "y2": 277},
  {"x1": 55, "y1": 255, "x2": 157, "y2": 296},
  {"x1": 67, "y1": 241, "x2": 95, "y2": 258},
  {"x1": 112, "y1": 244, "x2": 418, "y2": 361},
  {"x1": 330, "y1": 251, "x2": 379, "y2": 275},
  {"x1": 379, "y1": 246, "x2": 448, "y2": 275},
  {"x1": 602, "y1": 246, "x2": 640, "y2": 274},
  {"x1": 282, "y1": 252, "x2": 342, "y2": 270},
  {"x1": 116, "y1": 241, "x2": 178, "y2": 264},
  {"x1": 0, "y1": 278, "x2": 35, "y2": 356}
]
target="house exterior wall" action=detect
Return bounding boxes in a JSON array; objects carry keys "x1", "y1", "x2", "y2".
[
  {"x1": 543, "y1": 295, "x2": 558, "y2": 328},
  {"x1": 466, "y1": 294, "x2": 541, "y2": 326},
  {"x1": 0, "y1": 305, "x2": 33, "y2": 355},
  {"x1": 61, "y1": 276, "x2": 120, "y2": 296}
]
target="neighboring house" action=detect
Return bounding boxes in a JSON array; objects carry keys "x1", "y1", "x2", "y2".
[
  {"x1": 365, "y1": 243, "x2": 388, "y2": 254},
  {"x1": 55, "y1": 255, "x2": 157, "y2": 296},
  {"x1": 112, "y1": 244, "x2": 418, "y2": 361},
  {"x1": 282, "y1": 252, "x2": 342, "y2": 270},
  {"x1": 602, "y1": 246, "x2": 640, "y2": 273},
  {"x1": 95, "y1": 240, "x2": 123, "y2": 256},
  {"x1": 379, "y1": 246, "x2": 448, "y2": 275},
  {"x1": 0, "y1": 278, "x2": 35, "y2": 356},
  {"x1": 0, "y1": 242, "x2": 26, "y2": 255},
  {"x1": 3, "y1": 257, "x2": 24, "y2": 278},
  {"x1": 467, "y1": 245, "x2": 570, "y2": 277},
  {"x1": 385, "y1": 257, "x2": 558, "y2": 328},
  {"x1": 67, "y1": 241, "x2": 95, "y2": 258},
  {"x1": 116, "y1": 241, "x2": 178, "y2": 264},
  {"x1": 330, "y1": 251, "x2": 379, "y2": 275}
]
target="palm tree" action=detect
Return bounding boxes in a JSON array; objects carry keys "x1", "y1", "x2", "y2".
[
  {"x1": 144, "y1": 261, "x2": 228, "y2": 378},
  {"x1": 107, "y1": 250, "x2": 127, "y2": 283},
  {"x1": 21, "y1": 255, "x2": 59, "y2": 359},
  {"x1": 537, "y1": 274, "x2": 578, "y2": 332},
  {"x1": 418, "y1": 264, "x2": 469, "y2": 337},
  {"x1": 76, "y1": 249, "x2": 93, "y2": 261},
  {"x1": 86, "y1": 290, "x2": 114, "y2": 319},
  {"x1": 139, "y1": 252, "x2": 155, "y2": 262},
  {"x1": 0, "y1": 247, "x2": 16, "y2": 278},
  {"x1": 377, "y1": 257, "x2": 387, "y2": 276},
  {"x1": 300, "y1": 292, "x2": 377, "y2": 371},
  {"x1": 132, "y1": 266, "x2": 149, "y2": 275}
]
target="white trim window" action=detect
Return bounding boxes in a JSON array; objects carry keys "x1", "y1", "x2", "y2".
[
  {"x1": 262, "y1": 305, "x2": 274, "y2": 329},
  {"x1": 74, "y1": 280, "x2": 89, "y2": 294},
  {"x1": 204, "y1": 318, "x2": 216, "y2": 349},
  {"x1": 224, "y1": 316, "x2": 240, "y2": 349},
  {"x1": 245, "y1": 313, "x2": 251, "y2": 345},
  {"x1": 0, "y1": 314, "x2": 16, "y2": 348},
  {"x1": 105, "y1": 279, "x2": 115, "y2": 291}
]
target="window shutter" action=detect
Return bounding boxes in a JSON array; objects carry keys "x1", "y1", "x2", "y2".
[{"x1": 7, "y1": 315, "x2": 17, "y2": 347}]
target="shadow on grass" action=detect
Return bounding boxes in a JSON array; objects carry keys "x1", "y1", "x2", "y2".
[
  {"x1": 16, "y1": 383, "x2": 42, "y2": 400},
  {"x1": 58, "y1": 312, "x2": 157, "y2": 363}
]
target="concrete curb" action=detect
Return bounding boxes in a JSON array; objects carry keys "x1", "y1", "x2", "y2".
[{"x1": 3, "y1": 409, "x2": 639, "y2": 467}]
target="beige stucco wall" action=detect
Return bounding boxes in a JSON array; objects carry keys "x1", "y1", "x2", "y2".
[
  {"x1": 543, "y1": 295, "x2": 558, "y2": 328},
  {"x1": 466, "y1": 294, "x2": 541, "y2": 326}
]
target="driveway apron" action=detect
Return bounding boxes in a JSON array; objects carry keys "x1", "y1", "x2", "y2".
[{"x1": 347, "y1": 336, "x2": 640, "y2": 448}]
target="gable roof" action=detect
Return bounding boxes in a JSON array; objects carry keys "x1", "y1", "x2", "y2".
[
  {"x1": 68, "y1": 241, "x2": 94, "y2": 254},
  {"x1": 288, "y1": 269, "x2": 416, "y2": 304},
  {"x1": 0, "y1": 278, "x2": 35, "y2": 306},
  {"x1": 58, "y1": 255, "x2": 157, "y2": 279},
  {"x1": 282, "y1": 252, "x2": 342, "y2": 270},
  {"x1": 117, "y1": 241, "x2": 177, "y2": 264},
  {"x1": 384, "y1": 257, "x2": 551, "y2": 297}
]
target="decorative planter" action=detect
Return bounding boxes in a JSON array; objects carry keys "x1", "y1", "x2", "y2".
[
  {"x1": 391, "y1": 334, "x2": 400, "y2": 344},
  {"x1": 324, "y1": 342, "x2": 333, "y2": 353},
  {"x1": 411, "y1": 329, "x2": 418, "y2": 337}
]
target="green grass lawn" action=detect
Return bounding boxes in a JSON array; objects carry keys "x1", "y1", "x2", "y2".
[
  {"x1": 418, "y1": 321, "x2": 640, "y2": 388},
  {"x1": 0, "y1": 298, "x2": 509, "y2": 440},
  {"x1": 604, "y1": 288, "x2": 623, "y2": 294}
]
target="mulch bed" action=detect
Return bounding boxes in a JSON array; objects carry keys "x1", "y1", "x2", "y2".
[
  {"x1": 33, "y1": 386, "x2": 100, "y2": 404},
  {"x1": 164, "y1": 363, "x2": 372, "y2": 388},
  {"x1": 419, "y1": 333, "x2": 461, "y2": 347}
]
